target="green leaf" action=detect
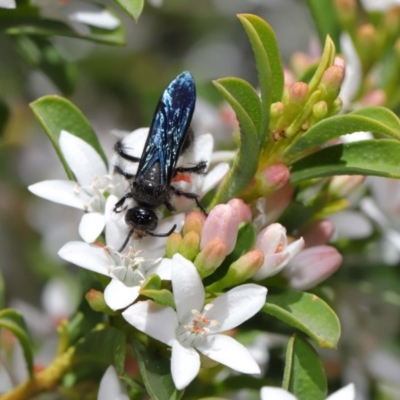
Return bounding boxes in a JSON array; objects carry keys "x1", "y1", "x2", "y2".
[
  {"x1": 263, "y1": 289, "x2": 340, "y2": 348},
  {"x1": 0, "y1": 270, "x2": 4, "y2": 310},
  {"x1": 307, "y1": 36, "x2": 335, "y2": 95},
  {"x1": 306, "y1": 0, "x2": 341, "y2": 50},
  {"x1": 73, "y1": 327, "x2": 126, "y2": 374},
  {"x1": 284, "y1": 107, "x2": 400, "y2": 162},
  {"x1": 113, "y1": 0, "x2": 144, "y2": 21},
  {"x1": 283, "y1": 335, "x2": 327, "y2": 400},
  {"x1": 290, "y1": 139, "x2": 400, "y2": 183},
  {"x1": 238, "y1": 14, "x2": 282, "y2": 144},
  {"x1": 0, "y1": 309, "x2": 34, "y2": 378},
  {"x1": 132, "y1": 340, "x2": 183, "y2": 400},
  {"x1": 0, "y1": 98, "x2": 10, "y2": 137},
  {"x1": 2, "y1": 16, "x2": 125, "y2": 46},
  {"x1": 30, "y1": 96, "x2": 107, "y2": 179},
  {"x1": 14, "y1": 35, "x2": 76, "y2": 95},
  {"x1": 211, "y1": 78, "x2": 261, "y2": 204},
  {"x1": 141, "y1": 289, "x2": 175, "y2": 308}
]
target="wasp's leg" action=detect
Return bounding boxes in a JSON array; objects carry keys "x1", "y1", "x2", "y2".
[
  {"x1": 114, "y1": 165, "x2": 135, "y2": 180},
  {"x1": 174, "y1": 161, "x2": 207, "y2": 175},
  {"x1": 114, "y1": 192, "x2": 134, "y2": 213},
  {"x1": 165, "y1": 201, "x2": 176, "y2": 212},
  {"x1": 114, "y1": 140, "x2": 141, "y2": 163},
  {"x1": 170, "y1": 186, "x2": 207, "y2": 215}
]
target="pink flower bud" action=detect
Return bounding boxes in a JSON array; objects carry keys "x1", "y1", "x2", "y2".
[
  {"x1": 86, "y1": 289, "x2": 107, "y2": 312},
  {"x1": 183, "y1": 211, "x2": 206, "y2": 236},
  {"x1": 253, "y1": 223, "x2": 305, "y2": 280},
  {"x1": 329, "y1": 175, "x2": 365, "y2": 197},
  {"x1": 312, "y1": 101, "x2": 328, "y2": 120},
  {"x1": 194, "y1": 238, "x2": 227, "y2": 278},
  {"x1": 300, "y1": 220, "x2": 335, "y2": 247},
  {"x1": 320, "y1": 65, "x2": 345, "y2": 100},
  {"x1": 283, "y1": 245, "x2": 343, "y2": 290},
  {"x1": 260, "y1": 164, "x2": 290, "y2": 192},
  {"x1": 361, "y1": 90, "x2": 386, "y2": 107},
  {"x1": 201, "y1": 204, "x2": 240, "y2": 254},
  {"x1": 227, "y1": 198, "x2": 252, "y2": 223}
]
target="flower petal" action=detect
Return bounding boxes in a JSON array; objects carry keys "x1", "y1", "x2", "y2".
[
  {"x1": 104, "y1": 195, "x2": 130, "y2": 250},
  {"x1": 79, "y1": 212, "x2": 105, "y2": 243},
  {"x1": 122, "y1": 300, "x2": 178, "y2": 346},
  {"x1": 201, "y1": 163, "x2": 229, "y2": 194},
  {"x1": 58, "y1": 241, "x2": 112, "y2": 276},
  {"x1": 60, "y1": 130, "x2": 107, "y2": 186},
  {"x1": 197, "y1": 334, "x2": 260, "y2": 374},
  {"x1": 0, "y1": 0, "x2": 16, "y2": 8},
  {"x1": 66, "y1": 2, "x2": 120, "y2": 29},
  {"x1": 326, "y1": 383, "x2": 355, "y2": 400},
  {"x1": 260, "y1": 387, "x2": 297, "y2": 400},
  {"x1": 28, "y1": 180, "x2": 87, "y2": 210},
  {"x1": 171, "y1": 340, "x2": 200, "y2": 390},
  {"x1": 104, "y1": 280, "x2": 140, "y2": 311},
  {"x1": 98, "y1": 366, "x2": 129, "y2": 400},
  {"x1": 206, "y1": 284, "x2": 267, "y2": 332},
  {"x1": 149, "y1": 258, "x2": 172, "y2": 280},
  {"x1": 172, "y1": 254, "x2": 205, "y2": 323}
]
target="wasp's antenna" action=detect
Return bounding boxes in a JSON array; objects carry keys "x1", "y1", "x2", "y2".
[
  {"x1": 118, "y1": 229, "x2": 135, "y2": 253},
  {"x1": 146, "y1": 224, "x2": 177, "y2": 238}
]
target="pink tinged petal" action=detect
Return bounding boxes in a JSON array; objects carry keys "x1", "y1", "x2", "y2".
[
  {"x1": 201, "y1": 204, "x2": 240, "y2": 254},
  {"x1": 122, "y1": 301, "x2": 178, "y2": 346},
  {"x1": 260, "y1": 387, "x2": 297, "y2": 400},
  {"x1": 65, "y1": 2, "x2": 120, "y2": 29},
  {"x1": 206, "y1": 284, "x2": 267, "y2": 332},
  {"x1": 284, "y1": 245, "x2": 343, "y2": 290},
  {"x1": 172, "y1": 254, "x2": 205, "y2": 323},
  {"x1": 104, "y1": 280, "x2": 140, "y2": 311},
  {"x1": 171, "y1": 340, "x2": 200, "y2": 390},
  {"x1": 58, "y1": 241, "x2": 112, "y2": 276},
  {"x1": 287, "y1": 237, "x2": 305, "y2": 258},
  {"x1": 256, "y1": 223, "x2": 288, "y2": 255},
  {"x1": 28, "y1": 180, "x2": 87, "y2": 210},
  {"x1": 196, "y1": 334, "x2": 260, "y2": 374},
  {"x1": 0, "y1": 0, "x2": 16, "y2": 8},
  {"x1": 227, "y1": 198, "x2": 252, "y2": 223},
  {"x1": 300, "y1": 220, "x2": 335, "y2": 247},
  {"x1": 79, "y1": 212, "x2": 105, "y2": 243},
  {"x1": 326, "y1": 384, "x2": 355, "y2": 400},
  {"x1": 200, "y1": 163, "x2": 229, "y2": 194},
  {"x1": 59, "y1": 130, "x2": 107, "y2": 186},
  {"x1": 98, "y1": 366, "x2": 129, "y2": 400}
]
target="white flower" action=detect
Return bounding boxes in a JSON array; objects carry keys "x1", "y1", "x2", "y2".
[
  {"x1": 32, "y1": 0, "x2": 120, "y2": 36},
  {"x1": 0, "y1": 0, "x2": 16, "y2": 9},
  {"x1": 58, "y1": 212, "x2": 183, "y2": 311},
  {"x1": 260, "y1": 383, "x2": 355, "y2": 400},
  {"x1": 113, "y1": 128, "x2": 230, "y2": 213},
  {"x1": 122, "y1": 254, "x2": 267, "y2": 389},
  {"x1": 29, "y1": 130, "x2": 123, "y2": 243},
  {"x1": 360, "y1": 0, "x2": 400, "y2": 12},
  {"x1": 98, "y1": 366, "x2": 129, "y2": 400},
  {"x1": 253, "y1": 223, "x2": 305, "y2": 280}
]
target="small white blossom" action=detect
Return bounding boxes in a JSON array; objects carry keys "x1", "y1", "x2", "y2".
[
  {"x1": 98, "y1": 366, "x2": 129, "y2": 400},
  {"x1": 122, "y1": 254, "x2": 267, "y2": 389},
  {"x1": 32, "y1": 0, "x2": 120, "y2": 36},
  {"x1": 260, "y1": 383, "x2": 355, "y2": 400},
  {"x1": 29, "y1": 130, "x2": 124, "y2": 243},
  {"x1": 0, "y1": 0, "x2": 16, "y2": 9}
]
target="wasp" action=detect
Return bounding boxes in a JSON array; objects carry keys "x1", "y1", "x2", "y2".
[{"x1": 113, "y1": 71, "x2": 207, "y2": 252}]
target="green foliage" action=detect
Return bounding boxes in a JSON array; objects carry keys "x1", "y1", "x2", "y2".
[
  {"x1": 30, "y1": 96, "x2": 107, "y2": 179},
  {"x1": 113, "y1": 0, "x2": 144, "y2": 21},
  {"x1": 283, "y1": 335, "x2": 327, "y2": 400},
  {"x1": 0, "y1": 309, "x2": 34, "y2": 378},
  {"x1": 263, "y1": 289, "x2": 341, "y2": 349}
]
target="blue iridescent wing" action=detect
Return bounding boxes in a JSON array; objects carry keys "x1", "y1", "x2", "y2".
[{"x1": 136, "y1": 71, "x2": 196, "y2": 185}]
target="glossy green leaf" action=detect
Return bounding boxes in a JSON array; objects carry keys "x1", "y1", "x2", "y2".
[
  {"x1": 113, "y1": 0, "x2": 144, "y2": 21},
  {"x1": 2, "y1": 16, "x2": 125, "y2": 46},
  {"x1": 211, "y1": 78, "x2": 261, "y2": 204},
  {"x1": 307, "y1": 36, "x2": 335, "y2": 95},
  {"x1": 132, "y1": 340, "x2": 183, "y2": 400},
  {"x1": 73, "y1": 327, "x2": 126, "y2": 374},
  {"x1": 0, "y1": 309, "x2": 34, "y2": 378},
  {"x1": 238, "y1": 14, "x2": 281, "y2": 145},
  {"x1": 14, "y1": 35, "x2": 76, "y2": 95},
  {"x1": 306, "y1": 0, "x2": 341, "y2": 50},
  {"x1": 0, "y1": 98, "x2": 10, "y2": 137},
  {"x1": 283, "y1": 335, "x2": 327, "y2": 400},
  {"x1": 290, "y1": 139, "x2": 400, "y2": 183},
  {"x1": 263, "y1": 289, "x2": 340, "y2": 348},
  {"x1": 284, "y1": 107, "x2": 400, "y2": 162},
  {"x1": 30, "y1": 96, "x2": 107, "y2": 179}
]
